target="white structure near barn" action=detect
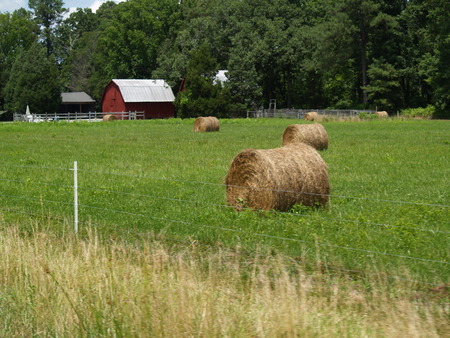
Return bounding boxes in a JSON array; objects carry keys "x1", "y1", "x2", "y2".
[{"x1": 214, "y1": 70, "x2": 228, "y2": 85}]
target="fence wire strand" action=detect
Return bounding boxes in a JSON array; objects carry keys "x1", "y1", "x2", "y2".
[
  {"x1": 0, "y1": 193, "x2": 73, "y2": 207},
  {"x1": 74, "y1": 185, "x2": 450, "y2": 235},
  {"x1": 0, "y1": 178, "x2": 73, "y2": 189},
  {"x1": 1, "y1": 163, "x2": 448, "y2": 208},
  {"x1": 0, "y1": 206, "x2": 446, "y2": 289},
  {"x1": 0, "y1": 163, "x2": 70, "y2": 171},
  {"x1": 1, "y1": 163, "x2": 449, "y2": 287},
  {"x1": 76, "y1": 169, "x2": 449, "y2": 208},
  {"x1": 79, "y1": 203, "x2": 449, "y2": 266}
]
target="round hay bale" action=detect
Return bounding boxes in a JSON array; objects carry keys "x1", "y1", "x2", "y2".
[
  {"x1": 304, "y1": 111, "x2": 319, "y2": 121},
  {"x1": 103, "y1": 114, "x2": 117, "y2": 122},
  {"x1": 282, "y1": 124, "x2": 328, "y2": 150},
  {"x1": 225, "y1": 144, "x2": 329, "y2": 211},
  {"x1": 193, "y1": 116, "x2": 220, "y2": 132},
  {"x1": 375, "y1": 111, "x2": 388, "y2": 118}
]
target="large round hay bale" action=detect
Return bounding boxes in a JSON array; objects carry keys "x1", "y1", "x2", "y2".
[
  {"x1": 103, "y1": 114, "x2": 117, "y2": 122},
  {"x1": 193, "y1": 116, "x2": 220, "y2": 132},
  {"x1": 282, "y1": 124, "x2": 328, "y2": 150},
  {"x1": 375, "y1": 111, "x2": 388, "y2": 118},
  {"x1": 225, "y1": 144, "x2": 329, "y2": 211},
  {"x1": 304, "y1": 111, "x2": 319, "y2": 121}
]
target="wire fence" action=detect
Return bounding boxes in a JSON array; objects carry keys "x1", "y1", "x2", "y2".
[
  {"x1": 247, "y1": 109, "x2": 377, "y2": 119},
  {"x1": 0, "y1": 162, "x2": 448, "y2": 288},
  {"x1": 2, "y1": 177, "x2": 447, "y2": 234}
]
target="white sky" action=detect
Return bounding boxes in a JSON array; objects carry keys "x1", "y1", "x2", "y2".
[{"x1": 0, "y1": 0, "x2": 125, "y2": 14}]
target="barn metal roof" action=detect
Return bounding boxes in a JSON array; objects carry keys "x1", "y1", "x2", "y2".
[
  {"x1": 61, "y1": 92, "x2": 96, "y2": 104},
  {"x1": 112, "y1": 79, "x2": 175, "y2": 103}
]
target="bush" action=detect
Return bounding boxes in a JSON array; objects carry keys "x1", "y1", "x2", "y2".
[
  {"x1": 358, "y1": 112, "x2": 378, "y2": 119},
  {"x1": 400, "y1": 105, "x2": 435, "y2": 119}
]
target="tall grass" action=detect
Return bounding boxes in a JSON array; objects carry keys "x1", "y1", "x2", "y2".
[{"x1": 0, "y1": 218, "x2": 447, "y2": 337}]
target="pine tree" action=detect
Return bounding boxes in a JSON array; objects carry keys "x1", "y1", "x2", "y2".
[{"x1": 5, "y1": 42, "x2": 61, "y2": 114}]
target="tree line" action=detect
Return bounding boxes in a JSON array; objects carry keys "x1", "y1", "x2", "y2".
[{"x1": 0, "y1": 0, "x2": 449, "y2": 118}]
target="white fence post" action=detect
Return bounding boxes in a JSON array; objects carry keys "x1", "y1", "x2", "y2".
[{"x1": 74, "y1": 161, "x2": 78, "y2": 235}]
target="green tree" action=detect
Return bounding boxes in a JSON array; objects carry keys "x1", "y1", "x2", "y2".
[
  {"x1": 227, "y1": 39, "x2": 263, "y2": 110},
  {"x1": 74, "y1": 1, "x2": 119, "y2": 100},
  {"x1": 55, "y1": 8, "x2": 98, "y2": 62},
  {"x1": 309, "y1": 0, "x2": 412, "y2": 110},
  {"x1": 428, "y1": 0, "x2": 450, "y2": 118},
  {"x1": 56, "y1": 8, "x2": 99, "y2": 92},
  {"x1": 364, "y1": 58, "x2": 402, "y2": 111},
  {"x1": 88, "y1": 0, "x2": 181, "y2": 100},
  {"x1": 227, "y1": 0, "x2": 308, "y2": 108},
  {"x1": 395, "y1": 0, "x2": 449, "y2": 117},
  {"x1": 0, "y1": 9, "x2": 39, "y2": 109},
  {"x1": 3, "y1": 0, "x2": 439, "y2": 116},
  {"x1": 28, "y1": 0, "x2": 66, "y2": 55},
  {"x1": 154, "y1": 0, "x2": 233, "y2": 94},
  {"x1": 65, "y1": 31, "x2": 99, "y2": 93},
  {"x1": 176, "y1": 43, "x2": 235, "y2": 118},
  {"x1": 312, "y1": 0, "x2": 380, "y2": 107},
  {"x1": 398, "y1": 0, "x2": 435, "y2": 108},
  {"x1": 4, "y1": 42, "x2": 61, "y2": 114}
]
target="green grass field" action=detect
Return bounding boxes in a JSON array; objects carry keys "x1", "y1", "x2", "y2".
[{"x1": 1, "y1": 118, "x2": 449, "y2": 285}]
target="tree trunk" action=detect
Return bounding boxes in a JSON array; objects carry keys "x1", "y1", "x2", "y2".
[{"x1": 359, "y1": 21, "x2": 368, "y2": 105}]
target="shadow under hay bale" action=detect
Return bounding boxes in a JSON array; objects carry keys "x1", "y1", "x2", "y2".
[
  {"x1": 193, "y1": 116, "x2": 220, "y2": 132},
  {"x1": 304, "y1": 111, "x2": 320, "y2": 121},
  {"x1": 282, "y1": 124, "x2": 328, "y2": 150},
  {"x1": 103, "y1": 114, "x2": 117, "y2": 122},
  {"x1": 375, "y1": 111, "x2": 389, "y2": 118},
  {"x1": 225, "y1": 144, "x2": 329, "y2": 211}
]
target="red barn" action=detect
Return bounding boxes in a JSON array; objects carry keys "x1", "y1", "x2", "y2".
[{"x1": 101, "y1": 79, "x2": 175, "y2": 119}]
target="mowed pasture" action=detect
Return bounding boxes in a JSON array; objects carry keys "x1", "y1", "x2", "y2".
[{"x1": 0, "y1": 118, "x2": 449, "y2": 285}]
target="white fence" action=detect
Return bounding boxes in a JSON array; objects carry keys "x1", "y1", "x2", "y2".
[{"x1": 13, "y1": 111, "x2": 145, "y2": 122}]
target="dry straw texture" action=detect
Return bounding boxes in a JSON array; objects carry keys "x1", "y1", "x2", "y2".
[
  {"x1": 0, "y1": 223, "x2": 446, "y2": 337},
  {"x1": 304, "y1": 111, "x2": 320, "y2": 121},
  {"x1": 375, "y1": 111, "x2": 389, "y2": 118},
  {"x1": 103, "y1": 114, "x2": 117, "y2": 122},
  {"x1": 282, "y1": 124, "x2": 329, "y2": 150},
  {"x1": 225, "y1": 144, "x2": 329, "y2": 211},
  {"x1": 193, "y1": 116, "x2": 220, "y2": 132}
]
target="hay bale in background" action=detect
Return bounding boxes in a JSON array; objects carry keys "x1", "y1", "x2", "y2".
[
  {"x1": 304, "y1": 111, "x2": 320, "y2": 121},
  {"x1": 103, "y1": 114, "x2": 117, "y2": 122},
  {"x1": 375, "y1": 111, "x2": 388, "y2": 118},
  {"x1": 225, "y1": 144, "x2": 329, "y2": 211},
  {"x1": 282, "y1": 124, "x2": 328, "y2": 150},
  {"x1": 193, "y1": 116, "x2": 220, "y2": 132}
]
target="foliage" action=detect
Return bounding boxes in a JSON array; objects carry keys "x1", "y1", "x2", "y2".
[
  {"x1": 88, "y1": 0, "x2": 181, "y2": 100},
  {"x1": 0, "y1": 9, "x2": 39, "y2": 109},
  {"x1": 28, "y1": 0, "x2": 67, "y2": 56},
  {"x1": 400, "y1": 105, "x2": 435, "y2": 118},
  {"x1": 0, "y1": 0, "x2": 449, "y2": 117},
  {"x1": 176, "y1": 43, "x2": 237, "y2": 118},
  {"x1": 428, "y1": 0, "x2": 450, "y2": 118},
  {"x1": 358, "y1": 111, "x2": 378, "y2": 119},
  {"x1": 55, "y1": 8, "x2": 98, "y2": 64},
  {"x1": 364, "y1": 58, "x2": 402, "y2": 111},
  {"x1": 4, "y1": 42, "x2": 61, "y2": 114}
]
